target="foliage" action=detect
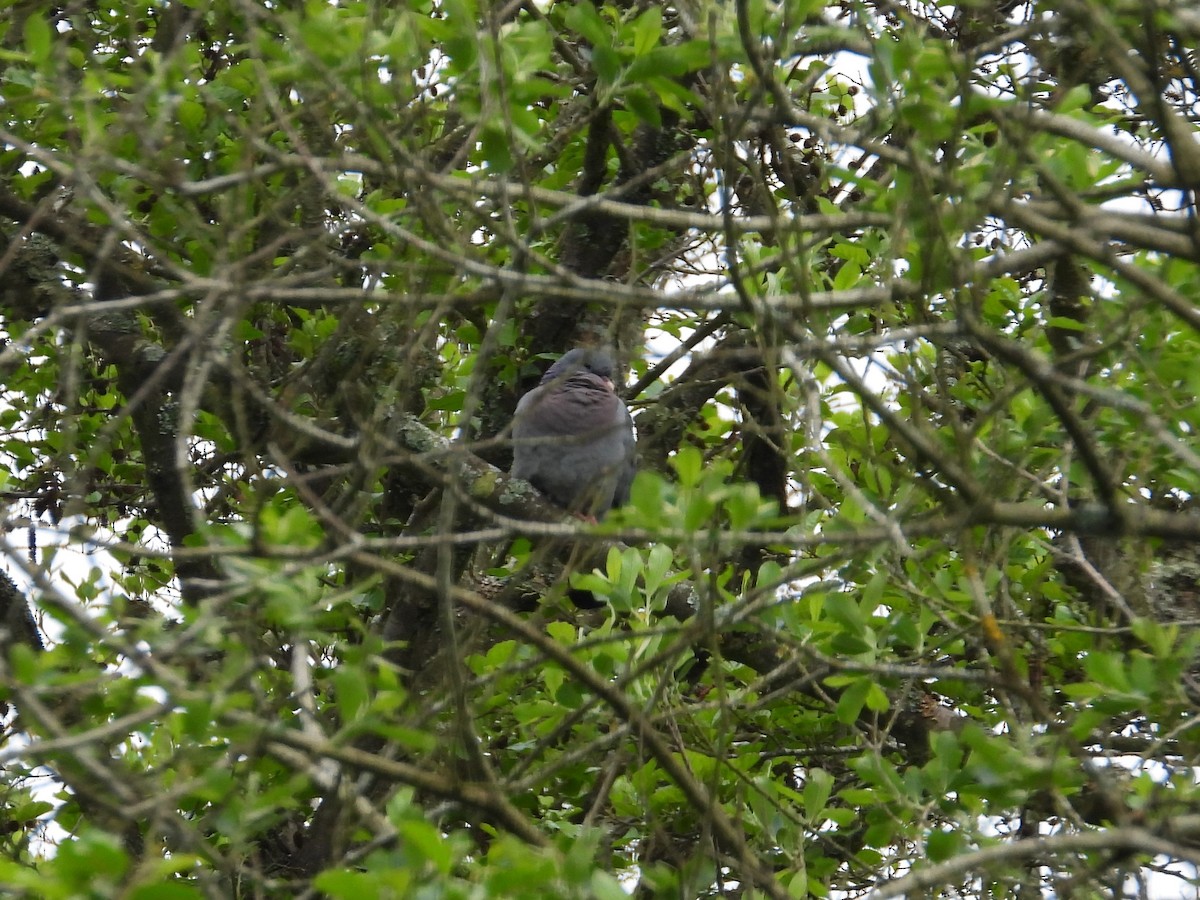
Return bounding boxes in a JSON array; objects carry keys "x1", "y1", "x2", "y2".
[{"x1": 2, "y1": 0, "x2": 1200, "y2": 897}]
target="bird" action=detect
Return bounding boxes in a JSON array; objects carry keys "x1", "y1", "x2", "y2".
[{"x1": 510, "y1": 348, "x2": 636, "y2": 517}]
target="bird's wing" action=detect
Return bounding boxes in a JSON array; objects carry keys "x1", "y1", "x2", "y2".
[
  {"x1": 513, "y1": 374, "x2": 625, "y2": 440},
  {"x1": 610, "y1": 398, "x2": 637, "y2": 506}
]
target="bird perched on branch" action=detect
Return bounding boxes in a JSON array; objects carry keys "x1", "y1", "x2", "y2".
[{"x1": 511, "y1": 348, "x2": 636, "y2": 517}]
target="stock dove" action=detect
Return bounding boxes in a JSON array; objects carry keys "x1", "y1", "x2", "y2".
[{"x1": 511, "y1": 348, "x2": 636, "y2": 516}]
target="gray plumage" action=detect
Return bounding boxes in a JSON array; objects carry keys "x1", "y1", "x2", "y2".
[{"x1": 511, "y1": 348, "x2": 636, "y2": 516}]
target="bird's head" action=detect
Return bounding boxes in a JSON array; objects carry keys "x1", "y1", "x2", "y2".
[{"x1": 541, "y1": 347, "x2": 617, "y2": 390}]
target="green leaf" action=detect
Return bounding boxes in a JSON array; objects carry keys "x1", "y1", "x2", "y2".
[
  {"x1": 1083, "y1": 651, "x2": 1132, "y2": 694},
  {"x1": 643, "y1": 543, "x2": 674, "y2": 597},
  {"x1": 312, "y1": 869, "x2": 379, "y2": 899},
  {"x1": 802, "y1": 767, "x2": 834, "y2": 817},
  {"x1": 824, "y1": 593, "x2": 867, "y2": 633},
  {"x1": 629, "y1": 469, "x2": 666, "y2": 524},
  {"x1": 591, "y1": 871, "x2": 629, "y2": 900},
  {"x1": 592, "y1": 44, "x2": 622, "y2": 84},
  {"x1": 177, "y1": 99, "x2": 206, "y2": 135},
  {"x1": 564, "y1": 1, "x2": 610, "y2": 47},
  {"x1": 624, "y1": 87, "x2": 662, "y2": 127},
  {"x1": 1046, "y1": 315, "x2": 1086, "y2": 331},
  {"x1": 787, "y1": 869, "x2": 808, "y2": 898},
  {"x1": 865, "y1": 682, "x2": 890, "y2": 712},
  {"x1": 832, "y1": 260, "x2": 862, "y2": 291},
  {"x1": 835, "y1": 678, "x2": 871, "y2": 724},
  {"x1": 605, "y1": 545, "x2": 624, "y2": 583},
  {"x1": 926, "y1": 827, "x2": 960, "y2": 862},
  {"x1": 24, "y1": 15, "x2": 51, "y2": 64},
  {"x1": 334, "y1": 666, "x2": 369, "y2": 723},
  {"x1": 631, "y1": 6, "x2": 662, "y2": 56},
  {"x1": 480, "y1": 122, "x2": 515, "y2": 172},
  {"x1": 672, "y1": 446, "x2": 703, "y2": 487}
]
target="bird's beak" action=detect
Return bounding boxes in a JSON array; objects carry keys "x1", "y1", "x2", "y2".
[{"x1": 602, "y1": 377, "x2": 615, "y2": 391}]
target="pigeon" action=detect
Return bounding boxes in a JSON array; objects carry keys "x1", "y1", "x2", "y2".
[{"x1": 511, "y1": 348, "x2": 636, "y2": 516}]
